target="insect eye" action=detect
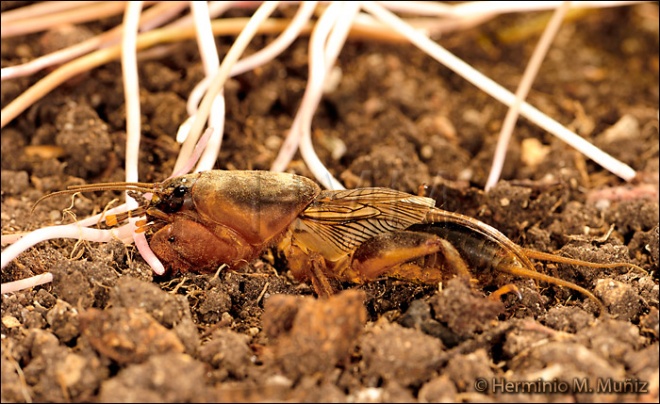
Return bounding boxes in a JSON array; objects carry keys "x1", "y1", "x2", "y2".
[
  {"x1": 153, "y1": 184, "x2": 189, "y2": 214},
  {"x1": 173, "y1": 185, "x2": 187, "y2": 197}
]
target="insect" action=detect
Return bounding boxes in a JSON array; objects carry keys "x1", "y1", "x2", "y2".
[{"x1": 35, "y1": 170, "x2": 643, "y2": 314}]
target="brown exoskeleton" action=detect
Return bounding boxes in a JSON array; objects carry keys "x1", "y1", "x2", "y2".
[{"x1": 36, "y1": 170, "x2": 643, "y2": 314}]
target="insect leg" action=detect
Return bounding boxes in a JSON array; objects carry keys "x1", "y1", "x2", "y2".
[
  {"x1": 280, "y1": 240, "x2": 336, "y2": 298},
  {"x1": 309, "y1": 261, "x2": 335, "y2": 299},
  {"x1": 489, "y1": 284, "x2": 522, "y2": 301},
  {"x1": 350, "y1": 230, "x2": 472, "y2": 284},
  {"x1": 149, "y1": 217, "x2": 254, "y2": 274}
]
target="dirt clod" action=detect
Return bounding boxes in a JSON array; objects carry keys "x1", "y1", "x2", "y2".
[
  {"x1": 445, "y1": 348, "x2": 494, "y2": 393},
  {"x1": 97, "y1": 353, "x2": 210, "y2": 403},
  {"x1": 430, "y1": 277, "x2": 505, "y2": 338},
  {"x1": 263, "y1": 289, "x2": 367, "y2": 381},
  {"x1": 360, "y1": 320, "x2": 444, "y2": 387},
  {"x1": 199, "y1": 328, "x2": 252, "y2": 381},
  {"x1": 54, "y1": 102, "x2": 113, "y2": 178},
  {"x1": 45, "y1": 299, "x2": 79, "y2": 343},
  {"x1": 595, "y1": 278, "x2": 642, "y2": 321},
  {"x1": 79, "y1": 307, "x2": 185, "y2": 365},
  {"x1": 50, "y1": 260, "x2": 118, "y2": 309}
]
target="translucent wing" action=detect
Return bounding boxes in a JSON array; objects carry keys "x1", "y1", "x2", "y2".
[{"x1": 291, "y1": 188, "x2": 435, "y2": 261}]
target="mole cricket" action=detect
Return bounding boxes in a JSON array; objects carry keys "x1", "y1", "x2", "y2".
[{"x1": 34, "y1": 170, "x2": 645, "y2": 314}]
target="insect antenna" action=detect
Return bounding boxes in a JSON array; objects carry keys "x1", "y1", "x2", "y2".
[{"x1": 31, "y1": 182, "x2": 157, "y2": 214}]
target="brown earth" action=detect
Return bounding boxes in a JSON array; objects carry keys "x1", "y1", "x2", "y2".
[{"x1": 1, "y1": 4, "x2": 659, "y2": 403}]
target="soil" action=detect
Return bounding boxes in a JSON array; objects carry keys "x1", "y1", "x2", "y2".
[{"x1": 1, "y1": 4, "x2": 659, "y2": 403}]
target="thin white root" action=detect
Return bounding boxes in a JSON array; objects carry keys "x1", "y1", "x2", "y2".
[
  {"x1": 484, "y1": 1, "x2": 571, "y2": 191},
  {"x1": 1, "y1": 273, "x2": 54, "y2": 294},
  {"x1": 173, "y1": 1, "x2": 281, "y2": 173},
  {"x1": 1, "y1": 223, "x2": 135, "y2": 270},
  {"x1": 360, "y1": 1, "x2": 637, "y2": 182}
]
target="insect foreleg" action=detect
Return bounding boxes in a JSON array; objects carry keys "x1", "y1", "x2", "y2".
[{"x1": 149, "y1": 216, "x2": 254, "y2": 274}]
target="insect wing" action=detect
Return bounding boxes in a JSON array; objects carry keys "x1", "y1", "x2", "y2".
[{"x1": 291, "y1": 188, "x2": 435, "y2": 261}]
